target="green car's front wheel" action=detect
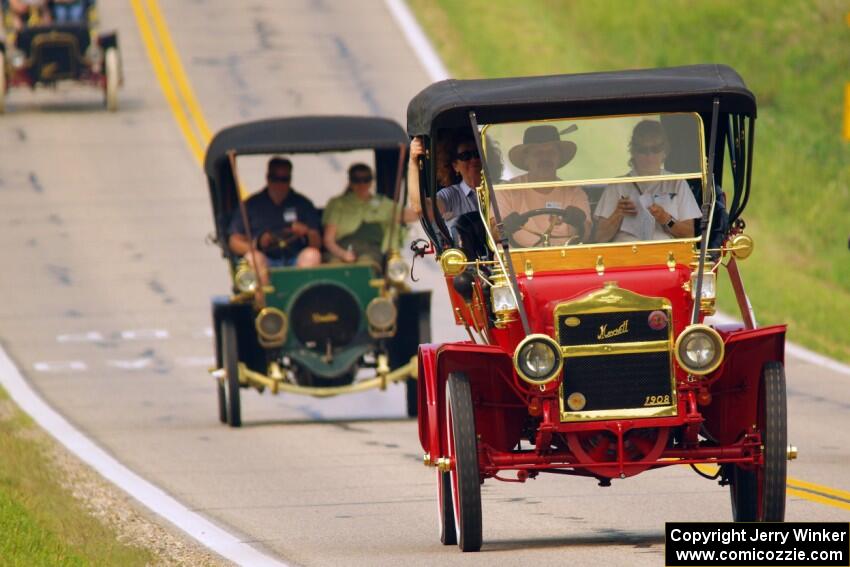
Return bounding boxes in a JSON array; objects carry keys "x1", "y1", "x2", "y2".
[
  {"x1": 405, "y1": 378, "x2": 418, "y2": 418},
  {"x1": 221, "y1": 319, "x2": 242, "y2": 427},
  {"x1": 216, "y1": 376, "x2": 227, "y2": 424}
]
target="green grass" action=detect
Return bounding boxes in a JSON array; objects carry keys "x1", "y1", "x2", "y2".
[
  {"x1": 0, "y1": 388, "x2": 154, "y2": 567},
  {"x1": 408, "y1": 0, "x2": 850, "y2": 362}
]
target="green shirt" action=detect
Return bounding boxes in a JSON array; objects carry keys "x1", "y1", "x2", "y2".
[{"x1": 322, "y1": 192, "x2": 403, "y2": 251}]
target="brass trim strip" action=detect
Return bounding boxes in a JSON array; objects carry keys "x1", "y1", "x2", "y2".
[
  {"x1": 508, "y1": 240, "x2": 698, "y2": 272},
  {"x1": 562, "y1": 340, "x2": 670, "y2": 358},
  {"x1": 558, "y1": 403, "x2": 678, "y2": 422},
  {"x1": 493, "y1": 172, "x2": 701, "y2": 192},
  {"x1": 229, "y1": 356, "x2": 417, "y2": 397}
]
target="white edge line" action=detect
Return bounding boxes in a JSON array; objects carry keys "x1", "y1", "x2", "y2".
[
  {"x1": 388, "y1": 0, "x2": 850, "y2": 379},
  {"x1": 0, "y1": 347, "x2": 289, "y2": 567},
  {"x1": 384, "y1": 0, "x2": 450, "y2": 82}
]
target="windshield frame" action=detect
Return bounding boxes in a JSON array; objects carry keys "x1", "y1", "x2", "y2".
[{"x1": 477, "y1": 111, "x2": 708, "y2": 254}]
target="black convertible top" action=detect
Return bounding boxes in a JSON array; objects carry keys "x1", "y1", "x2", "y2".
[
  {"x1": 407, "y1": 64, "x2": 756, "y2": 134},
  {"x1": 204, "y1": 116, "x2": 407, "y2": 177},
  {"x1": 204, "y1": 116, "x2": 408, "y2": 257}
]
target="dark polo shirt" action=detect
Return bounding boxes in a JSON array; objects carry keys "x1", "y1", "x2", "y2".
[{"x1": 229, "y1": 187, "x2": 320, "y2": 257}]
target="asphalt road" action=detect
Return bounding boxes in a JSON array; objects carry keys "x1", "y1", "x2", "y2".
[{"x1": 0, "y1": 1, "x2": 847, "y2": 565}]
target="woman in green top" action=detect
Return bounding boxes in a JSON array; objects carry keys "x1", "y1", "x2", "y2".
[{"x1": 322, "y1": 163, "x2": 415, "y2": 264}]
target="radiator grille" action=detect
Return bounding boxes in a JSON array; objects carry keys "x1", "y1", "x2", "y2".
[{"x1": 562, "y1": 351, "x2": 673, "y2": 412}]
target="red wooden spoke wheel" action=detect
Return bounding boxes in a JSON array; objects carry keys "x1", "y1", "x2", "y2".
[
  {"x1": 729, "y1": 361, "x2": 787, "y2": 521},
  {"x1": 445, "y1": 372, "x2": 482, "y2": 552}
]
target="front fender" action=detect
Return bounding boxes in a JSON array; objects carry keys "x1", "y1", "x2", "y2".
[
  {"x1": 417, "y1": 344, "x2": 439, "y2": 454},
  {"x1": 211, "y1": 296, "x2": 265, "y2": 373},
  {"x1": 418, "y1": 342, "x2": 520, "y2": 456},
  {"x1": 702, "y1": 324, "x2": 786, "y2": 445}
]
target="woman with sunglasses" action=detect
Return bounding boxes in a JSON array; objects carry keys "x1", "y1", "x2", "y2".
[
  {"x1": 322, "y1": 163, "x2": 415, "y2": 265},
  {"x1": 594, "y1": 120, "x2": 701, "y2": 243},
  {"x1": 407, "y1": 131, "x2": 483, "y2": 226}
]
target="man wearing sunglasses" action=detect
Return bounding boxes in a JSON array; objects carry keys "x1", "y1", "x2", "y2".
[
  {"x1": 594, "y1": 120, "x2": 700, "y2": 243},
  {"x1": 228, "y1": 157, "x2": 321, "y2": 282}
]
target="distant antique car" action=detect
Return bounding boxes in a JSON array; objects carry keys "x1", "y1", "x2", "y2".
[
  {"x1": 204, "y1": 116, "x2": 430, "y2": 427},
  {"x1": 408, "y1": 65, "x2": 794, "y2": 551},
  {"x1": 0, "y1": 3, "x2": 121, "y2": 112}
]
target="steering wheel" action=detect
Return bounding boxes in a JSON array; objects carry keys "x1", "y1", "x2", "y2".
[
  {"x1": 502, "y1": 207, "x2": 586, "y2": 248},
  {"x1": 256, "y1": 229, "x2": 304, "y2": 258}
]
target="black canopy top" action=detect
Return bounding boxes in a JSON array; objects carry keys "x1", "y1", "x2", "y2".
[
  {"x1": 204, "y1": 116, "x2": 409, "y2": 255},
  {"x1": 407, "y1": 64, "x2": 756, "y2": 134},
  {"x1": 204, "y1": 115, "x2": 407, "y2": 178}
]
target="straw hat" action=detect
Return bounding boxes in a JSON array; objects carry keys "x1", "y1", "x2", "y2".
[{"x1": 508, "y1": 124, "x2": 577, "y2": 171}]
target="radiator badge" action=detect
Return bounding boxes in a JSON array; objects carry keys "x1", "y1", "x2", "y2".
[
  {"x1": 312, "y1": 312, "x2": 339, "y2": 324},
  {"x1": 563, "y1": 316, "x2": 581, "y2": 327},
  {"x1": 648, "y1": 310, "x2": 669, "y2": 331},
  {"x1": 597, "y1": 320, "x2": 629, "y2": 340}
]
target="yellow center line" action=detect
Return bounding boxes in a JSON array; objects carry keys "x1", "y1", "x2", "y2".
[
  {"x1": 129, "y1": 0, "x2": 205, "y2": 165},
  {"x1": 788, "y1": 477, "x2": 850, "y2": 502},
  {"x1": 144, "y1": 0, "x2": 213, "y2": 145},
  {"x1": 788, "y1": 487, "x2": 850, "y2": 512},
  {"x1": 692, "y1": 465, "x2": 849, "y2": 511}
]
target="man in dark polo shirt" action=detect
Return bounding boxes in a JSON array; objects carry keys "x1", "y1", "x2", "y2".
[{"x1": 228, "y1": 157, "x2": 322, "y2": 282}]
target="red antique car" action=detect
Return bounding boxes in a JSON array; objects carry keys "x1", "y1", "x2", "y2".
[{"x1": 407, "y1": 64, "x2": 794, "y2": 551}]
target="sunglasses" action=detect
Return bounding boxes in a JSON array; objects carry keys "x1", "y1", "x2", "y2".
[
  {"x1": 350, "y1": 175, "x2": 373, "y2": 184},
  {"x1": 455, "y1": 149, "x2": 480, "y2": 162},
  {"x1": 633, "y1": 143, "x2": 665, "y2": 155},
  {"x1": 268, "y1": 175, "x2": 292, "y2": 183}
]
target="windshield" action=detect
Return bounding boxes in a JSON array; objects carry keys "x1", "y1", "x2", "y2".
[{"x1": 481, "y1": 113, "x2": 705, "y2": 249}]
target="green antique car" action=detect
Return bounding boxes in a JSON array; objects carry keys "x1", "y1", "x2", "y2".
[{"x1": 204, "y1": 116, "x2": 430, "y2": 427}]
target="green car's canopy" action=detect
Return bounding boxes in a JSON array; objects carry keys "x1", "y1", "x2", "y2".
[
  {"x1": 204, "y1": 115, "x2": 408, "y2": 177},
  {"x1": 406, "y1": 64, "x2": 756, "y2": 135},
  {"x1": 204, "y1": 116, "x2": 408, "y2": 257}
]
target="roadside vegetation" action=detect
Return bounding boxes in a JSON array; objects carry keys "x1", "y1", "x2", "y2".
[
  {"x1": 0, "y1": 387, "x2": 154, "y2": 566},
  {"x1": 408, "y1": 0, "x2": 850, "y2": 362}
]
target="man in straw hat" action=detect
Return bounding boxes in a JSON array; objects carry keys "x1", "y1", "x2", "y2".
[{"x1": 497, "y1": 124, "x2": 591, "y2": 247}]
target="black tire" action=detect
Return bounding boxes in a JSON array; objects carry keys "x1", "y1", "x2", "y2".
[
  {"x1": 405, "y1": 378, "x2": 418, "y2": 418},
  {"x1": 222, "y1": 319, "x2": 242, "y2": 427},
  {"x1": 730, "y1": 361, "x2": 787, "y2": 521},
  {"x1": 216, "y1": 376, "x2": 227, "y2": 424},
  {"x1": 438, "y1": 470, "x2": 457, "y2": 545},
  {"x1": 729, "y1": 462, "x2": 757, "y2": 521},
  {"x1": 390, "y1": 291, "x2": 430, "y2": 419},
  {"x1": 446, "y1": 372, "x2": 482, "y2": 552}
]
